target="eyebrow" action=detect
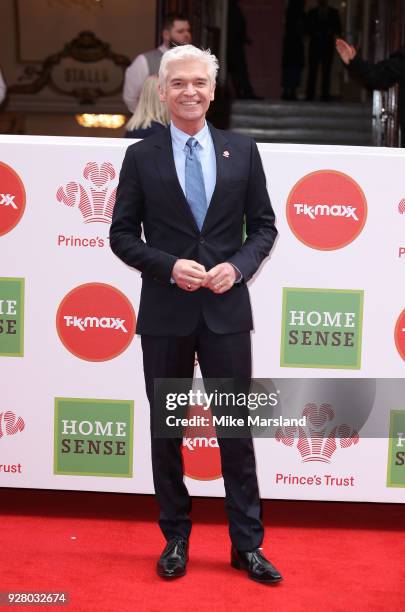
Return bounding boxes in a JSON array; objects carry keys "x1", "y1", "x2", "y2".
[{"x1": 169, "y1": 76, "x2": 209, "y2": 83}]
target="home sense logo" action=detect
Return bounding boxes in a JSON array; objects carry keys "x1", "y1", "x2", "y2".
[
  {"x1": 56, "y1": 162, "x2": 117, "y2": 224},
  {"x1": 0, "y1": 162, "x2": 26, "y2": 237},
  {"x1": 286, "y1": 170, "x2": 367, "y2": 250},
  {"x1": 0, "y1": 278, "x2": 25, "y2": 357},
  {"x1": 54, "y1": 398, "x2": 133, "y2": 477},
  {"x1": 181, "y1": 405, "x2": 222, "y2": 480},
  {"x1": 276, "y1": 403, "x2": 359, "y2": 463},
  {"x1": 56, "y1": 283, "x2": 136, "y2": 361},
  {"x1": 281, "y1": 288, "x2": 364, "y2": 369},
  {"x1": 394, "y1": 309, "x2": 405, "y2": 360},
  {"x1": 387, "y1": 411, "x2": 405, "y2": 488}
]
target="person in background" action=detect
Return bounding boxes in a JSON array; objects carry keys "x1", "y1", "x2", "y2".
[
  {"x1": 336, "y1": 37, "x2": 405, "y2": 142},
  {"x1": 0, "y1": 69, "x2": 7, "y2": 105},
  {"x1": 123, "y1": 12, "x2": 191, "y2": 113},
  {"x1": 306, "y1": 0, "x2": 341, "y2": 101},
  {"x1": 125, "y1": 76, "x2": 169, "y2": 139},
  {"x1": 281, "y1": 0, "x2": 306, "y2": 101},
  {"x1": 227, "y1": 0, "x2": 260, "y2": 99}
]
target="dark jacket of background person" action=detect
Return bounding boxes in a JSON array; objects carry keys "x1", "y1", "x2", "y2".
[
  {"x1": 282, "y1": 0, "x2": 306, "y2": 99},
  {"x1": 306, "y1": 2, "x2": 342, "y2": 100},
  {"x1": 306, "y1": 3, "x2": 341, "y2": 54},
  {"x1": 126, "y1": 121, "x2": 166, "y2": 139},
  {"x1": 348, "y1": 47, "x2": 405, "y2": 134},
  {"x1": 226, "y1": 0, "x2": 257, "y2": 98}
]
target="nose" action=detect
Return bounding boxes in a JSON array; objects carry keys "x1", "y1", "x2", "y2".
[{"x1": 185, "y1": 82, "x2": 196, "y2": 96}]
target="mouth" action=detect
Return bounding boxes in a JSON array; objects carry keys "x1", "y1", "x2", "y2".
[{"x1": 181, "y1": 101, "x2": 200, "y2": 106}]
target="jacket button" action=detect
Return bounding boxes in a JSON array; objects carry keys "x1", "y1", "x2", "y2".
[{"x1": 199, "y1": 237, "x2": 205, "y2": 244}]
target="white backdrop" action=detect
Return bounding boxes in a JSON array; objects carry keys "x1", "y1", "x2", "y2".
[{"x1": 0, "y1": 135, "x2": 404, "y2": 503}]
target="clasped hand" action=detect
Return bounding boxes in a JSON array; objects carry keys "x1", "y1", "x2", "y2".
[{"x1": 172, "y1": 259, "x2": 237, "y2": 294}]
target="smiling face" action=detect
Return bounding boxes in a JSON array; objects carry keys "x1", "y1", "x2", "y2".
[{"x1": 159, "y1": 58, "x2": 215, "y2": 135}]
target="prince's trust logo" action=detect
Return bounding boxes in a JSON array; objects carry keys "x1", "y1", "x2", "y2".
[
  {"x1": 56, "y1": 161, "x2": 117, "y2": 224},
  {"x1": 276, "y1": 403, "x2": 359, "y2": 463},
  {"x1": 275, "y1": 403, "x2": 358, "y2": 489}
]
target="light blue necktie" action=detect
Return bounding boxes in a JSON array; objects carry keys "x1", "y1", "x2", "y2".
[{"x1": 185, "y1": 137, "x2": 207, "y2": 230}]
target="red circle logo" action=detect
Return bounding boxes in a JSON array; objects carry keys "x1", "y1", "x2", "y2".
[
  {"x1": 286, "y1": 170, "x2": 367, "y2": 250},
  {"x1": 0, "y1": 162, "x2": 26, "y2": 237},
  {"x1": 394, "y1": 309, "x2": 405, "y2": 361},
  {"x1": 56, "y1": 283, "x2": 136, "y2": 361},
  {"x1": 181, "y1": 405, "x2": 222, "y2": 481}
]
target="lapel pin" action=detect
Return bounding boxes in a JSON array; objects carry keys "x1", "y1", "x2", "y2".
[{"x1": 223, "y1": 150, "x2": 230, "y2": 158}]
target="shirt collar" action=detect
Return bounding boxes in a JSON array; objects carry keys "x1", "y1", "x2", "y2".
[
  {"x1": 170, "y1": 121, "x2": 210, "y2": 151},
  {"x1": 159, "y1": 44, "x2": 169, "y2": 53}
]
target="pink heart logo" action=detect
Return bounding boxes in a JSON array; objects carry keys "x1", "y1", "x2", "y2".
[
  {"x1": 275, "y1": 426, "x2": 298, "y2": 446},
  {"x1": 338, "y1": 424, "x2": 359, "y2": 448},
  {"x1": 83, "y1": 162, "x2": 115, "y2": 188},
  {"x1": 303, "y1": 403, "x2": 334, "y2": 428},
  {"x1": 56, "y1": 182, "x2": 78, "y2": 207},
  {"x1": 0, "y1": 411, "x2": 25, "y2": 438}
]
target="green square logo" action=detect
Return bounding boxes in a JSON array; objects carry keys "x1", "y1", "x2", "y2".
[
  {"x1": 280, "y1": 288, "x2": 364, "y2": 369},
  {"x1": 387, "y1": 411, "x2": 405, "y2": 488},
  {"x1": 0, "y1": 277, "x2": 24, "y2": 357},
  {"x1": 54, "y1": 398, "x2": 134, "y2": 477}
]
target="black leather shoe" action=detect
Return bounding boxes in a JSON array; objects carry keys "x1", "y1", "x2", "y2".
[
  {"x1": 156, "y1": 537, "x2": 188, "y2": 579},
  {"x1": 231, "y1": 546, "x2": 282, "y2": 584}
]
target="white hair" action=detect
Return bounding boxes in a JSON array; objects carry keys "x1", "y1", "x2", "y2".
[{"x1": 159, "y1": 44, "x2": 219, "y2": 88}]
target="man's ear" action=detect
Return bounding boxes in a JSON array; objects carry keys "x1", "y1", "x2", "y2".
[{"x1": 210, "y1": 84, "x2": 216, "y2": 101}]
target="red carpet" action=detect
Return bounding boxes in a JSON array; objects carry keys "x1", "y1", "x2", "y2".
[{"x1": 0, "y1": 489, "x2": 404, "y2": 611}]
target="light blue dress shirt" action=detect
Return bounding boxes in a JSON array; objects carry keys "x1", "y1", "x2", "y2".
[
  {"x1": 170, "y1": 121, "x2": 216, "y2": 206},
  {"x1": 169, "y1": 121, "x2": 242, "y2": 283}
]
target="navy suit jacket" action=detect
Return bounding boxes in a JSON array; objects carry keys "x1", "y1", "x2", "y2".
[{"x1": 110, "y1": 124, "x2": 277, "y2": 335}]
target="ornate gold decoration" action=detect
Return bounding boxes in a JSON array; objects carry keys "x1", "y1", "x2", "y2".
[{"x1": 10, "y1": 31, "x2": 130, "y2": 104}]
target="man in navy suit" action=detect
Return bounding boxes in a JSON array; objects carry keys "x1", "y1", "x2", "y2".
[{"x1": 110, "y1": 45, "x2": 281, "y2": 584}]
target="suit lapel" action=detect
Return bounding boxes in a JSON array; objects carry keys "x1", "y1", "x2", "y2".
[
  {"x1": 154, "y1": 128, "x2": 199, "y2": 233},
  {"x1": 201, "y1": 124, "x2": 230, "y2": 233}
]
